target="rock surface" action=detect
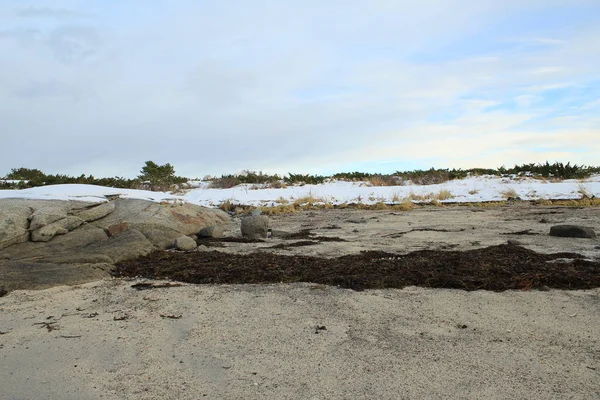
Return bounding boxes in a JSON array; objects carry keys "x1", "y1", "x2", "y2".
[
  {"x1": 31, "y1": 216, "x2": 84, "y2": 242},
  {"x1": 73, "y1": 201, "x2": 116, "y2": 222},
  {"x1": 0, "y1": 200, "x2": 33, "y2": 250},
  {"x1": 28, "y1": 206, "x2": 69, "y2": 231},
  {"x1": 241, "y1": 215, "x2": 269, "y2": 239},
  {"x1": 0, "y1": 197, "x2": 230, "y2": 292},
  {"x1": 549, "y1": 225, "x2": 596, "y2": 239},
  {"x1": 175, "y1": 236, "x2": 197, "y2": 251},
  {"x1": 198, "y1": 225, "x2": 225, "y2": 238}
]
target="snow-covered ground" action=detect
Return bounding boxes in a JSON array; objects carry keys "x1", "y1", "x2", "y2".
[{"x1": 1, "y1": 175, "x2": 599, "y2": 208}]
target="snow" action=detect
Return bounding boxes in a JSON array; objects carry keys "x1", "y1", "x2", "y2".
[{"x1": 0, "y1": 175, "x2": 599, "y2": 208}]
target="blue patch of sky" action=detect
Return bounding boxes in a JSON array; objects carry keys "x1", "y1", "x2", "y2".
[
  {"x1": 408, "y1": 5, "x2": 599, "y2": 64},
  {"x1": 478, "y1": 81, "x2": 600, "y2": 118}
]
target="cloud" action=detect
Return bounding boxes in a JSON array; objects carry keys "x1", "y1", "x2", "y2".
[
  {"x1": 0, "y1": 0, "x2": 599, "y2": 177},
  {"x1": 15, "y1": 6, "x2": 90, "y2": 19}
]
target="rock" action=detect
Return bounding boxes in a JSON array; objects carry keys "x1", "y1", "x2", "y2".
[
  {"x1": 74, "y1": 229, "x2": 155, "y2": 263},
  {"x1": 0, "y1": 197, "x2": 230, "y2": 294},
  {"x1": 73, "y1": 201, "x2": 115, "y2": 222},
  {"x1": 175, "y1": 236, "x2": 197, "y2": 251},
  {"x1": 0, "y1": 211, "x2": 30, "y2": 250},
  {"x1": 198, "y1": 225, "x2": 225, "y2": 238},
  {"x1": 42, "y1": 253, "x2": 115, "y2": 264},
  {"x1": 126, "y1": 222, "x2": 184, "y2": 249},
  {"x1": 92, "y1": 198, "x2": 229, "y2": 236},
  {"x1": 0, "y1": 260, "x2": 112, "y2": 292},
  {"x1": 196, "y1": 245, "x2": 209, "y2": 252},
  {"x1": 507, "y1": 239, "x2": 523, "y2": 246},
  {"x1": 0, "y1": 225, "x2": 108, "y2": 262},
  {"x1": 29, "y1": 207, "x2": 68, "y2": 231},
  {"x1": 270, "y1": 229, "x2": 291, "y2": 238},
  {"x1": 241, "y1": 215, "x2": 269, "y2": 239},
  {"x1": 347, "y1": 218, "x2": 367, "y2": 224},
  {"x1": 49, "y1": 225, "x2": 109, "y2": 252},
  {"x1": 549, "y1": 225, "x2": 596, "y2": 239},
  {"x1": 31, "y1": 216, "x2": 85, "y2": 242},
  {"x1": 106, "y1": 222, "x2": 129, "y2": 237}
]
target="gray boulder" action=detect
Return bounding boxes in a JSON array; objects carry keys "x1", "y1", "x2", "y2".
[
  {"x1": 175, "y1": 236, "x2": 197, "y2": 251},
  {"x1": 31, "y1": 216, "x2": 85, "y2": 242},
  {"x1": 198, "y1": 225, "x2": 225, "y2": 238},
  {"x1": 73, "y1": 201, "x2": 116, "y2": 222},
  {"x1": 241, "y1": 215, "x2": 269, "y2": 239},
  {"x1": 124, "y1": 222, "x2": 183, "y2": 249},
  {"x1": 0, "y1": 211, "x2": 30, "y2": 250},
  {"x1": 549, "y1": 225, "x2": 596, "y2": 239},
  {"x1": 92, "y1": 198, "x2": 229, "y2": 236},
  {"x1": 1, "y1": 225, "x2": 109, "y2": 261},
  {"x1": 72, "y1": 229, "x2": 155, "y2": 263},
  {"x1": 29, "y1": 206, "x2": 69, "y2": 231}
]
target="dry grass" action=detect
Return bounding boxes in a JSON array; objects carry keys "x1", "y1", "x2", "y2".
[
  {"x1": 218, "y1": 200, "x2": 255, "y2": 214},
  {"x1": 293, "y1": 192, "x2": 324, "y2": 206},
  {"x1": 259, "y1": 205, "x2": 298, "y2": 215},
  {"x1": 434, "y1": 189, "x2": 454, "y2": 201},
  {"x1": 468, "y1": 189, "x2": 479, "y2": 195},
  {"x1": 501, "y1": 187, "x2": 519, "y2": 199},
  {"x1": 397, "y1": 197, "x2": 415, "y2": 210},
  {"x1": 577, "y1": 182, "x2": 593, "y2": 199},
  {"x1": 366, "y1": 175, "x2": 400, "y2": 187},
  {"x1": 407, "y1": 192, "x2": 434, "y2": 202},
  {"x1": 534, "y1": 198, "x2": 600, "y2": 207},
  {"x1": 268, "y1": 180, "x2": 288, "y2": 189},
  {"x1": 209, "y1": 177, "x2": 241, "y2": 189},
  {"x1": 274, "y1": 196, "x2": 290, "y2": 205}
]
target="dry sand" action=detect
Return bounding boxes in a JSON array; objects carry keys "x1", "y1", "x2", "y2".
[{"x1": 1, "y1": 205, "x2": 600, "y2": 399}]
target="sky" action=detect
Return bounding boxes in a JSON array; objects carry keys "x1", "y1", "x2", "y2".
[{"x1": 1, "y1": 0, "x2": 599, "y2": 179}]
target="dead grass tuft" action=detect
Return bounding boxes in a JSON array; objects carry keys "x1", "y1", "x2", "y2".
[
  {"x1": 366, "y1": 175, "x2": 401, "y2": 186},
  {"x1": 435, "y1": 189, "x2": 454, "y2": 201},
  {"x1": 501, "y1": 187, "x2": 519, "y2": 199},
  {"x1": 577, "y1": 182, "x2": 593, "y2": 199}
]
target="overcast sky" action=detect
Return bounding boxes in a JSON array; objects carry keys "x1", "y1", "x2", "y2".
[{"x1": 1, "y1": 1, "x2": 599, "y2": 178}]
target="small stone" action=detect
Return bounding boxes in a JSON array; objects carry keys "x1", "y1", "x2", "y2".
[
  {"x1": 241, "y1": 215, "x2": 269, "y2": 239},
  {"x1": 549, "y1": 225, "x2": 596, "y2": 239},
  {"x1": 347, "y1": 218, "x2": 367, "y2": 224},
  {"x1": 196, "y1": 245, "x2": 209, "y2": 252},
  {"x1": 507, "y1": 239, "x2": 523, "y2": 246},
  {"x1": 175, "y1": 236, "x2": 197, "y2": 251}
]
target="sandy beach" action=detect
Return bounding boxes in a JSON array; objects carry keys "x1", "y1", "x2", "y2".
[
  {"x1": 1, "y1": 280, "x2": 599, "y2": 400},
  {"x1": 2, "y1": 205, "x2": 599, "y2": 399}
]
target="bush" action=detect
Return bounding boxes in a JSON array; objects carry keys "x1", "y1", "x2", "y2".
[
  {"x1": 503, "y1": 162, "x2": 600, "y2": 179},
  {"x1": 284, "y1": 173, "x2": 327, "y2": 185},
  {"x1": 137, "y1": 161, "x2": 187, "y2": 191}
]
